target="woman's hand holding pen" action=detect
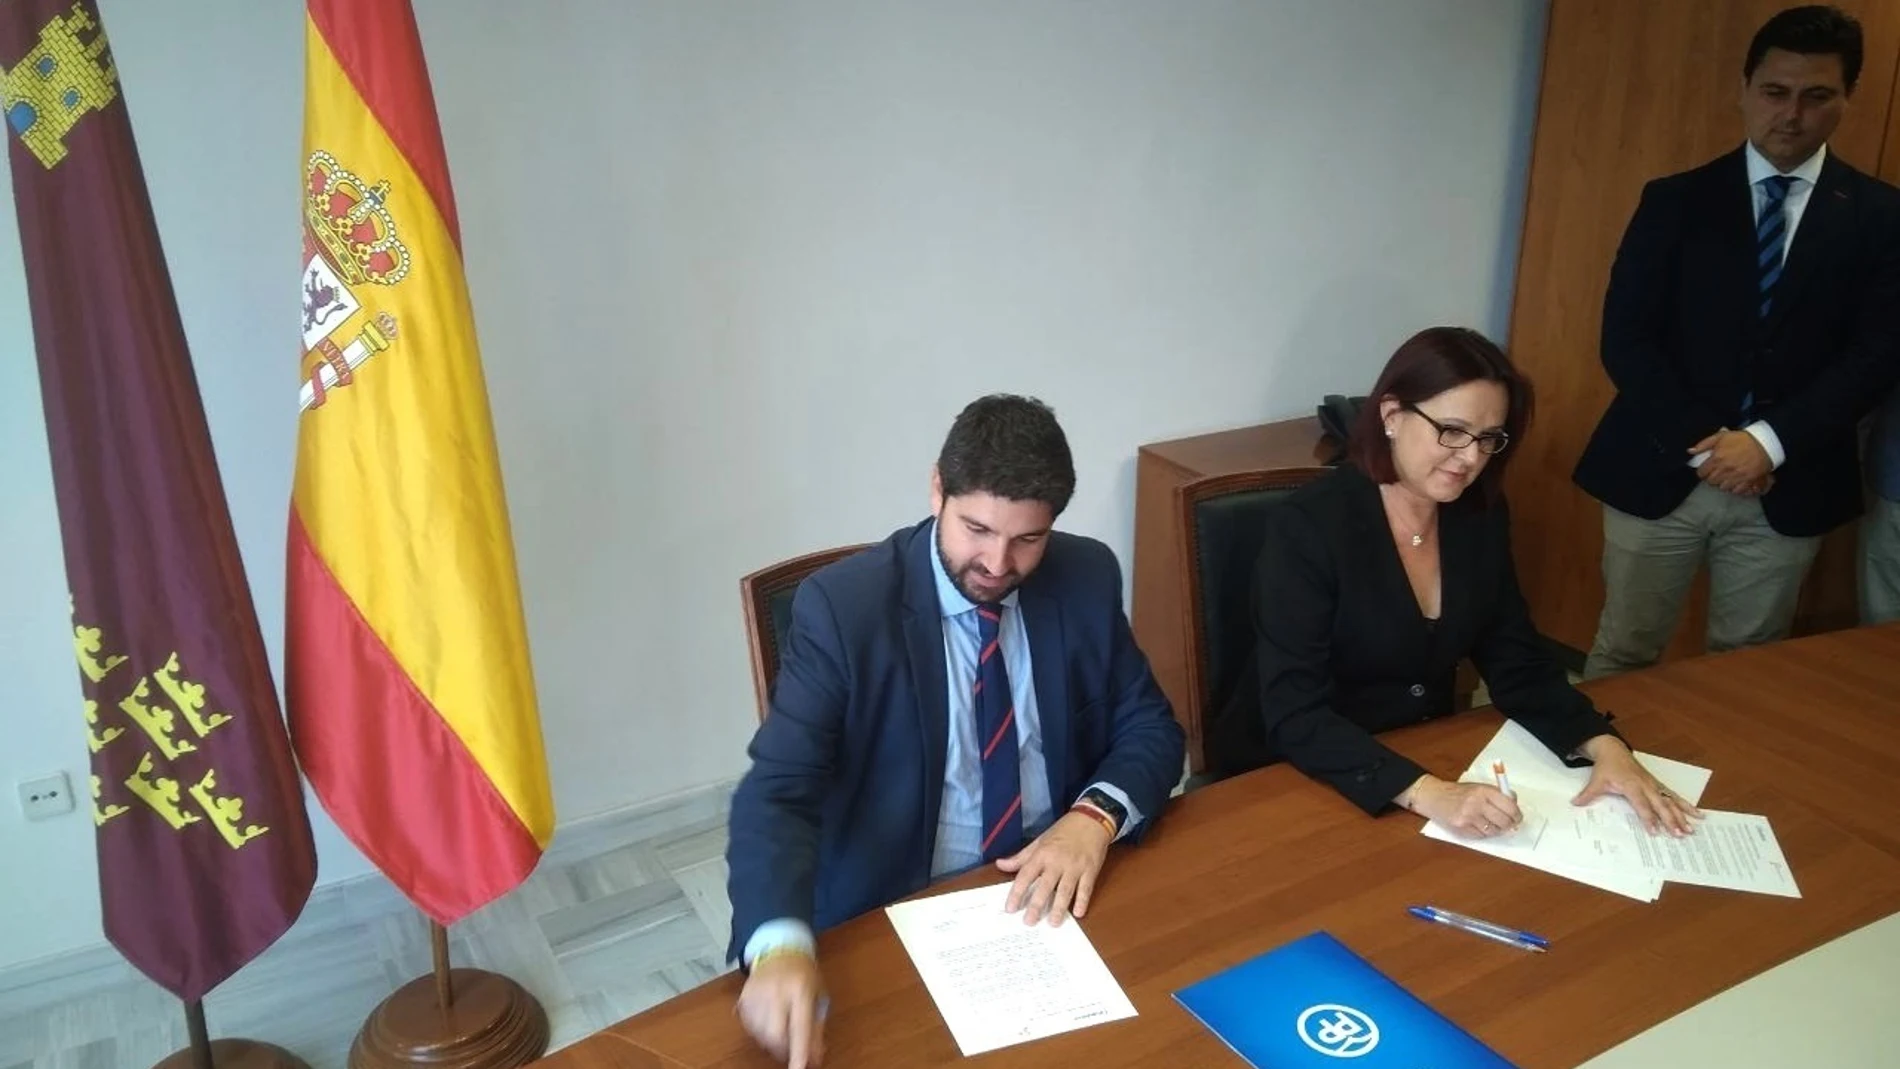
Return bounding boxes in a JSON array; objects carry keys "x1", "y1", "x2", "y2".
[
  {"x1": 1401, "y1": 775, "x2": 1522, "y2": 839},
  {"x1": 1574, "y1": 734, "x2": 1702, "y2": 837}
]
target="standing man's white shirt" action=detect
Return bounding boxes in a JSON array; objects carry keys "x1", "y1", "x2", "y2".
[{"x1": 1689, "y1": 140, "x2": 1828, "y2": 473}]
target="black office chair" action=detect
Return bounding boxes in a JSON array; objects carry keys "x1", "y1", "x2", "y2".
[
  {"x1": 1174, "y1": 467, "x2": 1331, "y2": 779},
  {"x1": 739, "y1": 544, "x2": 871, "y2": 721}
]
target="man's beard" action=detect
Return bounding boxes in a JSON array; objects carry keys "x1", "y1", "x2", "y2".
[{"x1": 936, "y1": 527, "x2": 1022, "y2": 605}]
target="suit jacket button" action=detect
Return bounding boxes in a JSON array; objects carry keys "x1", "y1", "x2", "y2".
[{"x1": 1409, "y1": 684, "x2": 1425, "y2": 697}]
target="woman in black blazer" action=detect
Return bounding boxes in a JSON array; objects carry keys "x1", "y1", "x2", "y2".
[{"x1": 1212, "y1": 327, "x2": 1700, "y2": 840}]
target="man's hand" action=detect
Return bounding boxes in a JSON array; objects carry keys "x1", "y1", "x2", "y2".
[
  {"x1": 1404, "y1": 775, "x2": 1522, "y2": 839},
  {"x1": 1689, "y1": 430, "x2": 1772, "y2": 494},
  {"x1": 996, "y1": 810, "x2": 1114, "y2": 926},
  {"x1": 736, "y1": 950, "x2": 826, "y2": 1068},
  {"x1": 1573, "y1": 734, "x2": 1702, "y2": 838}
]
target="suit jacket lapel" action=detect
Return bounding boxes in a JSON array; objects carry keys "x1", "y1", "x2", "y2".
[
  {"x1": 1764, "y1": 156, "x2": 1850, "y2": 337},
  {"x1": 1716, "y1": 150, "x2": 1763, "y2": 334},
  {"x1": 900, "y1": 522, "x2": 950, "y2": 842},
  {"x1": 1347, "y1": 468, "x2": 1432, "y2": 655},
  {"x1": 1438, "y1": 501, "x2": 1475, "y2": 653},
  {"x1": 1020, "y1": 583, "x2": 1070, "y2": 810}
]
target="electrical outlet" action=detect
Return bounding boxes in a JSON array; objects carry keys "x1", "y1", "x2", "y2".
[{"x1": 19, "y1": 772, "x2": 76, "y2": 821}]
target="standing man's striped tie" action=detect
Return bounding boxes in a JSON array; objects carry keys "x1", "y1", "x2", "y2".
[
  {"x1": 1757, "y1": 174, "x2": 1796, "y2": 318},
  {"x1": 1743, "y1": 173, "x2": 1796, "y2": 422},
  {"x1": 974, "y1": 603, "x2": 1024, "y2": 861}
]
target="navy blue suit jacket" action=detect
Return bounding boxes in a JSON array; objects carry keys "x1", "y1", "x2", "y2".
[{"x1": 724, "y1": 519, "x2": 1185, "y2": 962}]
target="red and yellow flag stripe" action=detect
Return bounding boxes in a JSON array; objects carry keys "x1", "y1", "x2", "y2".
[{"x1": 287, "y1": 0, "x2": 552, "y2": 924}]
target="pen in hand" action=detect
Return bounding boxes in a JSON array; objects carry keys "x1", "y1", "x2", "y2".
[{"x1": 1491, "y1": 760, "x2": 1514, "y2": 800}]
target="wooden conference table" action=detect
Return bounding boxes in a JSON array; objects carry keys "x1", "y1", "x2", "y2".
[{"x1": 538, "y1": 624, "x2": 1900, "y2": 1068}]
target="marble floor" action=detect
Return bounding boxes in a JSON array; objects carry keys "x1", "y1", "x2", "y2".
[
  {"x1": 0, "y1": 783, "x2": 739, "y2": 1069},
  {"x1": 0, "y1": 714, "x2": 1484, "y2": 1067}
]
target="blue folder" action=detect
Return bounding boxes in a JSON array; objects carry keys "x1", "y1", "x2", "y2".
[{"x1": 1173, "y1": 931, "x2": 1518, "y2": 1067}]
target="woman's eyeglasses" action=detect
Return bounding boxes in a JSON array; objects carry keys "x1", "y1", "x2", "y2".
[{"x1": 1404, "y1": 404, "x2": 1511, "y2": 455}]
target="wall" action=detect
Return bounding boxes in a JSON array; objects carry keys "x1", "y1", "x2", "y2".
[{"x1": 0, "y1": 0, "x2": 1548, "y2": 969}]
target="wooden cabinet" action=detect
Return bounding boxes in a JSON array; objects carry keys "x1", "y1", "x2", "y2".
[{"x1": 1503, "y1": 0, "x2": 1900, "y2": 659}]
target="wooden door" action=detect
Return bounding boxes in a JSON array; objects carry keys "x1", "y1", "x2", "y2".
[{"x1": 1503, "y1": 0, "x2": 1900, "y2": 659}]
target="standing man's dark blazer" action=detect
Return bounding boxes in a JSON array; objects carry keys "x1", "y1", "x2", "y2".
[
  {"x1": 1573, "y1": 146, "x2": 1900, "y2": 536},
  {"x1": 1211, "y1": 465, "x2": 1615, "y2": 812},
  {"x1": 725, "y1": 519, "x2": 1184, "y2": 963}
]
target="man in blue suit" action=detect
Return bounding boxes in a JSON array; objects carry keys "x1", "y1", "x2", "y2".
[{"x1": 726, "y1": 394, "x2": 1185, "y2": 1067}]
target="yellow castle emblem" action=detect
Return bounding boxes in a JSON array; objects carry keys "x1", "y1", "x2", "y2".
[{"x1": 0, "y1": 2, "x2": 119, "y2": 170}]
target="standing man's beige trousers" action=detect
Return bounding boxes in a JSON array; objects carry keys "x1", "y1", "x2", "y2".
[{"x1": 1583, "y1": 482, "x2": 1823, "y2": 680}]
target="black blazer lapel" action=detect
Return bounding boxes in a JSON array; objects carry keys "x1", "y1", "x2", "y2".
[
  {"x1": 1714, "y1": 149, "x2": 1764, "y2": 334},
  {"x1": 900, "y1": 522, "x2": 950, "y2": 842},
  {"x1": 1764, "y1": 156, "x2": 1851, "y2": 337},
  {"x1": 1436, "y1": 499, "x2": 1478, "y2": 656},
  {"x1": 1345, "y1": 468, "x2": 1432, "y2": 653},
  {"x1": 1019, "y1": 584, "x2": 1070, "y2": 809}
]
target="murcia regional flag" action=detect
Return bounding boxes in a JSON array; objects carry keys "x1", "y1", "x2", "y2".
[
  {"x1": 3, "y1": 0, "x2": 316, "y2": 1001},
  {"x1": 287, "y1": 0, "x2": 553, "y2": 924}
]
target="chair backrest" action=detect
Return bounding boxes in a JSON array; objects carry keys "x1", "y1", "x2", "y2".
[
  {"x1": 740, "y1": 544, "x2": 872, "y2": 721},
  {"x1": 1174, "y1": 467, "x2": 1330, "y2": 774}
]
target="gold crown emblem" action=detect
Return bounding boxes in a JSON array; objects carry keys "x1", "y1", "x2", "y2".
[{"x1": 304, "y1": 150, "x2": 410, "y2": 286}]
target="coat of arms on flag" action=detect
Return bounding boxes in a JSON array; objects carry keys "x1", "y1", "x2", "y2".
[{"x1": 299, "y1": 150, "x2": 407, "y2": 411}]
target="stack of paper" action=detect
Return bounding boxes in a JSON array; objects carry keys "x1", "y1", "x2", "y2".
[
  {"x1": 1420, "y1": 721, "x2": 1800, "y2": 901},
  {"x1": 885, "y1": 882, "x2": 1137, "y2": 1055}
]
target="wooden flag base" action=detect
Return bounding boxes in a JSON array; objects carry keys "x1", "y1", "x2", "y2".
[
  {"x1": 347, "y1": 922, "x2": 548, "y2": 1069},
  {"x1": 152, "y1": 999, "x2": 312, "y2": 1069},
  {"x1": 153, "y1": 1039, "x2": 311, "y2": 1069},
  {"x1": 349, "y1": 968, "x2": 548, "y2": 1069}
]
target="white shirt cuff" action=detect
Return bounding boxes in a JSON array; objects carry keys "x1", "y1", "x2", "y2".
[
  {"x1": 1743, "y1": 421, "x2": 1786, "y2": 469},
  {"x1": 742, "y1": 917, "x2": 815, "y2": 968},
  {"x1": 1685, "y1": 423, "x2": 1785, "y2": 471},
  {"x1": 1082, "y1": 781, "x2": 1144, "y2": 842}
]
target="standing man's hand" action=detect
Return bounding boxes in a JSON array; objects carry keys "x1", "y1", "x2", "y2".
[
  {"x1": 736, "y1": 949, "x2": 827, "y2": 1068},
  {"x1": 1690, "y1": 430, "x2": 1772, "y2": 494},
  {"x1": 996, "y1": 810, "x2": 1114, "y2": 926}
]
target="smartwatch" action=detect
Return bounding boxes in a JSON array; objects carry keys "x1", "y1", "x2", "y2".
[{"x1": 1077, "y1": 787, "x2": 1127, "y2": 834}]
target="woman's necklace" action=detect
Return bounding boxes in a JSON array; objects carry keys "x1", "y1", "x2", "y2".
[{"x1": 1381, "y1": 485, "x2": 1435, "y2": 548}]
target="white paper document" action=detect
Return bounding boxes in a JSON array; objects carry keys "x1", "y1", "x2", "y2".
[
  {"x1": 1422, "y1": 721, "x2": 1714, "y2": 901},
  {"x1": 884, "y1": 881, "x2": 1137, "y2": 1056},
  {"x1": 1620, "y1": 809, "x2": 1802, "y2": 897}
]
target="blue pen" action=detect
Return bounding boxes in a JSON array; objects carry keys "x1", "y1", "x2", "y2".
[{"x1": 1409, "y1": 905, "x2": 1549, "y2": 952}]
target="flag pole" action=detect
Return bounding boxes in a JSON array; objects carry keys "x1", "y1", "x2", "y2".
[
  {"x1": 150, "y1": 1000, "x2": 311, "y2": 1069},
  {"x1": 346, "y1": 912, "x2": 547, "y2": 1068},
  {"x1": 185, "y1": 1001, "x2": 214, "y2": 1069},
  {"x1": 431, "y1": 921, "x2": 454, "y2": 1010}
]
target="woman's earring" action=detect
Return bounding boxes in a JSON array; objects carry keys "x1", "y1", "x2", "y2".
[{"x1": 1384, "y1": 425, "x2": 1395, "y2": 439}]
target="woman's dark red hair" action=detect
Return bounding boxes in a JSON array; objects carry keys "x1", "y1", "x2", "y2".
[{"x1": 1346, "y1": 326, "x2": 1533, "y2": 504}]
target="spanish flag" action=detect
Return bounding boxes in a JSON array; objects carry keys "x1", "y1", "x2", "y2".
[{"x1": 288, "y1": 0, "x2": 553, "y2": 924}]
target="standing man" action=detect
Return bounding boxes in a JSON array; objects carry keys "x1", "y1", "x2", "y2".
[
  {"x1": 1574, "y1": 5, "x2": 1900, "y2": 678},
  {"x1": 726, "y1": 394, "x2": 1185, "y2": 1068}
]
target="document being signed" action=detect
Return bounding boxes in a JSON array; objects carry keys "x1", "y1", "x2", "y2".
[{"x1": 885, "y1": 881, "x2": 1137, "y2": 1056}]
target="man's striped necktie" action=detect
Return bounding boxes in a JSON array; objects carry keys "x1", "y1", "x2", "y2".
[
  {"x1": 974, "y1": 603, "x2": 1023, "y2": 861},
  {"x1": 1757, "y1": 174, "x2": 1796, "y2": 319}
]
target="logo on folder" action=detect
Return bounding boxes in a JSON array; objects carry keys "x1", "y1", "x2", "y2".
[{"x1": 1297, "y1": 1003, "x2": 1380, "y2": 1057}]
